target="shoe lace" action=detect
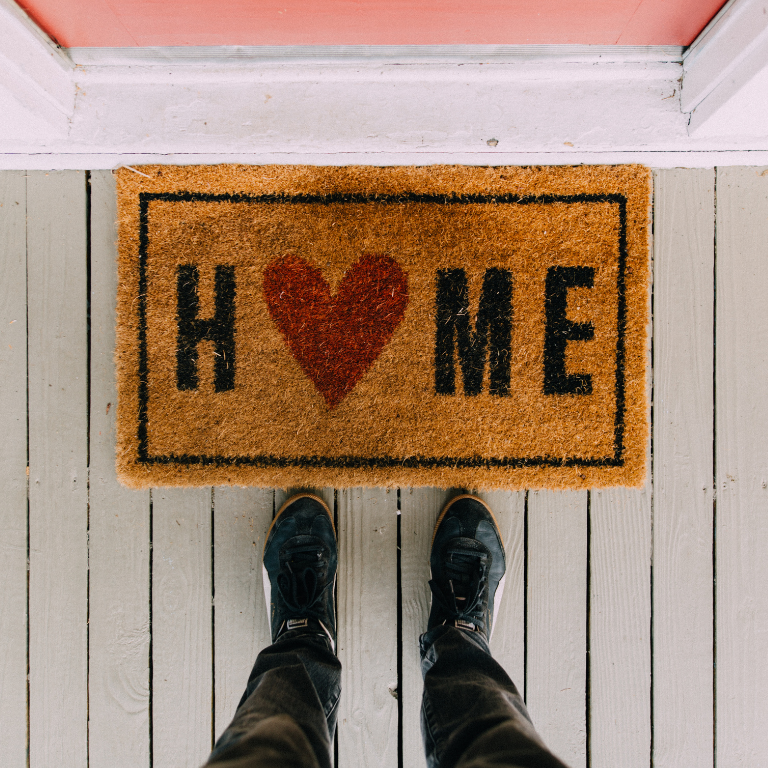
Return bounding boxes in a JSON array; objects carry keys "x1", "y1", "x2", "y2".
[
  {"x1": 276, "y1": 542, "x2": 332, "y2": 623},
  {"x1": 429, "y1": 545, "x2": 489, "y2": 633}
]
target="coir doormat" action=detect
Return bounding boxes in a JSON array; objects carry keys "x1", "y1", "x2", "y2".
[{"x1": 116, "y1": 165, "x2": 650, "y2": 490}]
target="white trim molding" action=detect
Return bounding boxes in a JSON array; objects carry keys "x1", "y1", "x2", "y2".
[
  {"x1": 4, "y1": 0, "x2": 768, "y2": 165},
  {"x1": 67, "y1": 44, "x2": 685, "y2": 66},
  {"x1": 683, "y1": 0, "x2": 768, "y2": 134},
  {"x1": 0, "y1": 0, "x2": 74, "y2": 130}
]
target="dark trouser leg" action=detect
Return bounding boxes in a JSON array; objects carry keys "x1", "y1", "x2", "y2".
[
  {"x1": 420, "y1": 625, "x2": 571, "y2": 768},
  {"x1": 206, "y1": 630, "x2": 341, "y2": 768}
]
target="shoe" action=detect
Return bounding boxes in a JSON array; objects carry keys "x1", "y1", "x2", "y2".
[
  {"x1": 427, "y1": 494, "x2": 506, "y2": 641},
  {"x1": 263, "y1": 493, "x2": 337, "y2": 649}
]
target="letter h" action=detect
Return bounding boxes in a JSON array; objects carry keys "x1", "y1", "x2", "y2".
[{"x1": 176, "y1": 265, "x2": 236, "y2": 392}]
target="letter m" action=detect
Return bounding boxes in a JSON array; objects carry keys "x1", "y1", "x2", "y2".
[{"x1": 434, "y1": 268, "x2": 512, "y2": 396}]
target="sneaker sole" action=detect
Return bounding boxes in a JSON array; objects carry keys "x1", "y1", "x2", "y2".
[
  {"x1": 262, "y1": 492, "x2": 336, "y2": 639},
  {"x1": 430, "y1": 493, "x2": 507, "y2": 642}
]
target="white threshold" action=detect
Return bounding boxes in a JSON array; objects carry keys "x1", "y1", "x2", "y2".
[{"x1": 67, "y1": 44, "x2": 685, "y2": 67}]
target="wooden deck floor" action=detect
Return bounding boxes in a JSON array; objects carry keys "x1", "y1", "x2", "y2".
[{"x1": 1, "y1": 168, "x2": 767, "y2": 768}]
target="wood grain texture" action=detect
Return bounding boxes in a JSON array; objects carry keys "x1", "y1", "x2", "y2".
[
  {"x1": 652, "y1": 168, "x2": 714, "y2": 767},
  {"x1": 715, "y1": 166, "x2": 768, "y2": 767},
  {"x1": 0, "y1": 171, "x2": 28, "y2": 768},
  {"x1": 526, "y1": 490, "x2": 587, "y2": 768},
  {"x1": 398, "y1": 488, "x2": 524, "y2": 768},
  {"x1": 213, "y1": 486, "x2": 273, "y2": 739},
  {"x1": 152, "y1": 488, "x2": 213, "y2": 768},
  {"x1": 400, "y1": 487, "x2": 453, "y2": 768},
  {"x1": 27, "y1": 171, "x2": 89, "y2": 768},
  {"x1": 480, "y1": 491, "x2": 526, "y2": 692},
  {"x1": 88, "y1": 169, "x2": 152, "y2": 768},
  {"x1": 590, "y1": 197, "x2": 652, "y2": 768},
  {"x1": 590, "y1": 487, "x2": 651, "y2": 768},
  {"x1": 337, "y1": 488, "x2": 398, "y2": 768}
]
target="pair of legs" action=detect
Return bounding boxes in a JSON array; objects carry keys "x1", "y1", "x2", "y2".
[{"x1": 206, "y1": 494, "x2": 569, "y2": 768}]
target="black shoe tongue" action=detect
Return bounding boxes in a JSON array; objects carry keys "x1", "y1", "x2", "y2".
[
  {"x1": 449, "y1": 536, "x2": 488, "y2": 555},
  {"x1": 279, "y1": 535, "x2": 327, "y2": 606},
  {"x1": 452, "y1": 579, "x2": 474, "y2": 602},
  {"x1": 445, "y1": 537, "x2": 489, "y2": 600}
]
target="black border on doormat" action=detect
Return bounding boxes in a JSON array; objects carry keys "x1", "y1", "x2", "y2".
[{"x1": 134, "y1": 191, "x2": 628, "y2": 469}]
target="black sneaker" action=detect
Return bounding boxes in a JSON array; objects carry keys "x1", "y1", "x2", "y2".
[
  {"x1": 263, "y1": 493, "x2": 337, "y2": 649},
  {"x1": 427, "y1": 494, "x2": 506, "y2": 641}
]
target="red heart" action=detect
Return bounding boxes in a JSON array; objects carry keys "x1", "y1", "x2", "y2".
[{"x1": 263, "y1": 254, "x2": 409, "y2": 409}]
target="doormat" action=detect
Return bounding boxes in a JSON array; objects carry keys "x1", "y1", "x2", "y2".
[{"x1": 115, "y1": 164, "x2": 650, "y2": 490}]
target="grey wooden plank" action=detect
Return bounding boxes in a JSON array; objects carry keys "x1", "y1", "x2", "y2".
[
  {"x1": 399, "y1": 488, "x2": 524, "y2": 768},
  {"x1": 591, "y1": 198, "x2": 653, "y2": 768},
  {"x1": 152, "y1": 488, "x2": 213, "y2": 768},
  {"x1": 27, "y1": 170, "x2": 89, "y2": 768},
  {"x1": 526, "y1": 490, "x2": 587, "y2": 768},
  {"x1": 590, "y1": 487, "x2": 651, "y2": 768},
  {"x1": 213, "y1": 486, "x2": 273, "y2": 739},
  {"x1": 715, "y1": 166, "x2": 768, "y2": 766},
  {"x1": 400, "y1": 487, "x2": 452, "y2": 768},
  {"x1": 0, "y1": 171, "x2": 29, "y2": 768},
  {"x1": 480, "y1": 490, "x2": 526, "y2": 696},
  {"x1": 652, "y1": 168, "x2": 714, "y2": 767},
  {"x1": 337, "y1": 488, "x2": 399, "y2": 768},
  {"x1": 88, "y1": 169, "x2": 152, "y2": 768}
]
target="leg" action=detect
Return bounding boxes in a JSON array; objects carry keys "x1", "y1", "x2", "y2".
[
  {"x1": 420, "y1": 495, "x2": 570, "y2": 768},
  {"x1": 207, "y1": 494, "x2": 340, "y2": 768}
]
